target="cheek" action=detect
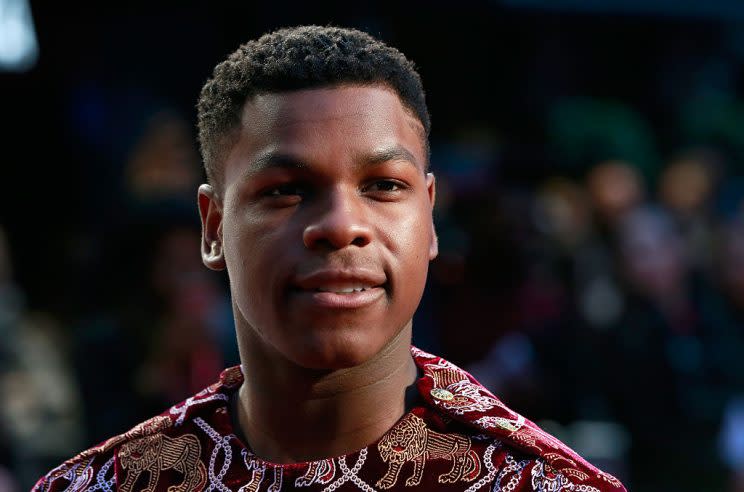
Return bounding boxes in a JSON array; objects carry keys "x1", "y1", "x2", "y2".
[
  {"x1": 223, "y1": 201, "x2": 282, "y2": 268},
  {"x1": 383, "y1": 204, "x2": 434, "y2": 276},
  {"x1": 402, "y1": 204, "x2": 434, "y2": 260},
  {"x1": 222, "y1": 212, "x2": 279, "y2": 312}
]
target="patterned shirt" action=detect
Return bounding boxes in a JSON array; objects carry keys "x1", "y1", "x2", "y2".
[{"x1": 33, "y1": 347, "x2": 626, "y2": 491}]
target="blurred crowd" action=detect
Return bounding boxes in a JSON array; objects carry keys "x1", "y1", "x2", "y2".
[
  {"x1": 425, "y1": 95, "x2": 744, "y2": 491},
  {"x1": 2, "y1": 13, "x2": 744, "y2": 491}
]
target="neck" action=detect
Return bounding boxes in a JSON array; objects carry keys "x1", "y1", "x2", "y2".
[{"x1": 234, "y1": 323, "x2": 417, "y2": 463}]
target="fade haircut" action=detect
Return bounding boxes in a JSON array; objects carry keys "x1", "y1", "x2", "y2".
[{"x1": 196, "y1": 25, "x2": 430, "y2": 189}]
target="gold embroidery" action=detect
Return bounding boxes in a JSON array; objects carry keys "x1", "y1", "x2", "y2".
[
  {"x1": 429, "y1": 367, "x2": 466, "y2": 388},
  {"x1": 598, "y1": 470, "x2": 623, "y2": 487},
  {"x1": 208, "y1": 367, "x2": 242, "y2": 393},
  {"x1": 564, "y1": 468, "x2": 590, "y2": 482},
  {"x1": 45, "y1": 458, "x2": 94, "y2": 492},
  {"x1": 295, "y1": 459, "x2": 335, "y2": 487},
  {"x1": 543, "y1": 452, "x2": 577, "y2": 469},
  {"x1": 516, "y1": 432, "x2": 594, "y2": 485},
  {"x1": 474, "y1": 415, "x2": 525, "y2": 433},
  {"x1": 430, "y1": 388, "x2": 454, "y2": 401},
  {"x1": 376, "y1": 414, "x2": 481, "y2": 489},
  {"x1": 511, "y1": 428, "x2": 547, "y2": 454},
  {"x1": 221, "y1": 366, "x2": 243, "y2": 388},
  {"x1": 79, "y1": 415, "x2": 172, "y2": 461},
  {"x1": 238, "y1": 458, "x2": 283, "y2": 492},
  {"x1": 118, "y1": 433, "x2": 206, "y2": 492},
  {"x1": 427, "y1": 367, "x2": 501, "y2": 414}
]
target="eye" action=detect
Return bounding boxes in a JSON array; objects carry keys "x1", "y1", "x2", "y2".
[
  {"x1": 258, "y1": 182, "x2": 308, "y2": 207},
  {"x1": 364, "y1": 180, "x2": 404, "y2": 193},
  {"x1": 265, "y1": 183, "x2": 306, "y2": 197}
]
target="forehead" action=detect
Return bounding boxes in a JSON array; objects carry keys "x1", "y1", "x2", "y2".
[{"x1": 222, "y1": 85, "x2": 426, "y2": 181}]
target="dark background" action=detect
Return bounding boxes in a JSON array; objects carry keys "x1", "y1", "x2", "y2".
[{"x1": 3, "y1": 1, "x2": 744, "y2": 491}]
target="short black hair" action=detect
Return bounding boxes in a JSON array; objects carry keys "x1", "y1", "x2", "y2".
[{"x1": 197, "y1": 25, "x2": 430, "y2": 188}]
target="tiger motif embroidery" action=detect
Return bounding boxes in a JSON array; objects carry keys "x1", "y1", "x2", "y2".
[{"x1": 376, "y1": 413, "x2": 481, "y2": 488}]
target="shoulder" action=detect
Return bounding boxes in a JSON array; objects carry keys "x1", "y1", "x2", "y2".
[
  {"x1": 32, "y1": 367, "x2": 242, "y2": 492},
  {"x1": 31, "y1": 414, "x2": 172, "y2": 492},
  {"x1": 411, "y1": 347, "x2": 626, "y2": 492}
]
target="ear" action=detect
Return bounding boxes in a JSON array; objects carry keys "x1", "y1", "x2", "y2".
[
  {"x1": 198, "y1": 184, "x2": 226, "y2": 271},
  {"x1": 426, "y1": 172, "x2": 439, "y2": 261}
]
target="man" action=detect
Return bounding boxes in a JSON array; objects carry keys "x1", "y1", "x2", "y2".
[{"x1": 35, "y1": 26, "x2": 625, "y2": 491}]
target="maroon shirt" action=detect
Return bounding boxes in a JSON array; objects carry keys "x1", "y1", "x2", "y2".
[{"x1": 34, "y1": 347, "x2": 625, "y2": 491}]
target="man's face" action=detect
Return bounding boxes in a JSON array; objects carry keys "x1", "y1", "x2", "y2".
[{"x1": 199, "y1": 85, "x2": 437, "y2": 370}]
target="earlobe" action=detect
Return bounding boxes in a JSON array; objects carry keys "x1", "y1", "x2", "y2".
[
  {"x1": 205, "y1": 239, "x2": 225, "y2": 270},
  {"x1": 426, "y1": 172, "x2": 439, "y2": 260},
  {"x1": 426, "y1": 172, "x2": 436, "y2": 206},
  {"x1": 429, "y1": 228, "x2": 439, "y2": 260},
  {"x1": 198, "y1": 184, "x2": 226, "y2": 271}
]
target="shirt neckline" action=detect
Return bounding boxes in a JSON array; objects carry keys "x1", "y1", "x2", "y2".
[{"x1": 222, "y1": 366, "x2": 424, "y2": 473}]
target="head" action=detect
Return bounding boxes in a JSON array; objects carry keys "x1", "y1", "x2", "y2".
[
  {"x1": 586, "y1": 160, "x2": 644, "y2": 225},
  {"x1": 618, "y1": 206, "x2": 687, "y2": 300},
  {"x1": 196, "y1": 26, "x2": 437, "y2": 370},
  {"x1": 197, "y1": 25, "x2": 430, "y2": 192}
]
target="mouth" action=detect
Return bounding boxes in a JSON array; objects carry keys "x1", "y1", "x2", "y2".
[
  {"x1": 294, "y1": 286, "x2": 386, "y2": 309},
  {"x1": 312, "y1": 284, "x2": 379, "y2": 294},
  {"x1": 291, "y1": 270, "x2": 388, "y2": 309}
]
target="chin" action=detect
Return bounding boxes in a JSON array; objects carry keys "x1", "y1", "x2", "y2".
[{"x1": 286, "y1": 333, "x2": 387, "y2": 371}]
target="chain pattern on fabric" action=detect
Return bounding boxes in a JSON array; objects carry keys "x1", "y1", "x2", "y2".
[
  {"x1": 321, "y1": 448, "x2": 373, "y2": 492},
  {"x1": 46, "y1": 458, "x2": 95, "y2": 492},
  {"x1": 87, "y1": 457, "x2": 114, "y2": 492},
  {"x1": 464, "y1": 441, "x2": 501, "y2": 492},
  {"x1": 171, "y1": 394, "x2": 229, "y2": 426},
  {"x1": 490, "y1": 454, "x2": 530, "y2": 492},
  {"x1": 194, "y1": 416, "x2": 233, "y2": 492}
]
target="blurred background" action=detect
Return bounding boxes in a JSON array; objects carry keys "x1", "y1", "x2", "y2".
[{"x1": 2, "y1": 1, "x2": 744, "y2": 490}]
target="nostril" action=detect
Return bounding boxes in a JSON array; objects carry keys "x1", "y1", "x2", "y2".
[
  {"x1": 302, "y1": 222, "x2": 372, "y2": 250},
  {"x1": 351, "y1": 236, "x2": 370, "y2": 247}
]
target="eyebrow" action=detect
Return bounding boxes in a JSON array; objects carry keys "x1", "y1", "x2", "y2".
[
  {"x1": 245, "y1": 144, "x2": 421, "y2": 179},
  {"x1": 360, "y1": 145, "x2": 420, "y2": 171},
  {"x1": 246, "y1": 150, "x2": 308, "y2": 177}
]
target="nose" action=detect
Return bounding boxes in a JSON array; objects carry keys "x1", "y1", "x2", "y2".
[{"x1": 302, "y1": 188, "x2": 372, "y2": 250}]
